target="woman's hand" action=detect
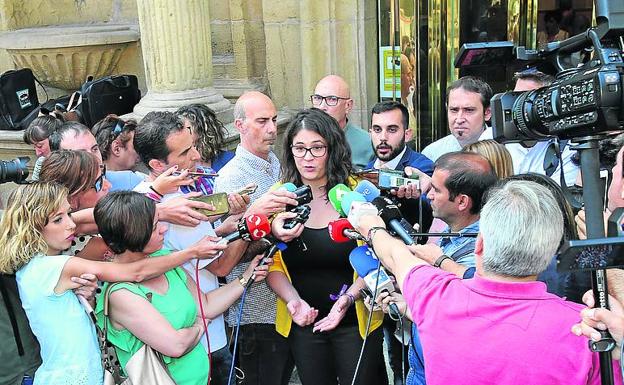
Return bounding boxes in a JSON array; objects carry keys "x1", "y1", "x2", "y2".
[
  {"x1": 190, "y1": 235, "x2": 228, "y2": 259},
  {"x1": 242, "y1": 254, "x2": 273, "y2": 283},
  {"x1": 152, "y1": 166, "x2": 194, "y2": 195},
  {"x1": 271, "y1": 211, "x2": 305, "y2": 243},
  {"x1": 71, "y1": 273, "x2": 99, "y2": 307},
  {"x1": 312, "y1": 294, "x2": 353, "y2": 333},
  {"x1": 287, "y1": 298, "x2": 318, "y2": 327}
]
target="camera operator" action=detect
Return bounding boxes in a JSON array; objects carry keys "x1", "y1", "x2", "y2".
[
  {"x1": 505, "y1": 70, "x2": 579, "y2": 186},
  {"x1": 355, "y1": 180, "x2": 622, "y2": 384}
]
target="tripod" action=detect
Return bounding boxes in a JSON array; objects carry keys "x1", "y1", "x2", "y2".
[{"x1": 574, "y1": 136, "x2": 617, "y2": 385}]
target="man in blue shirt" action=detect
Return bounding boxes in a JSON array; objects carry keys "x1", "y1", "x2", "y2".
[{"x1": 410, "y1": 151, "x2": 498, "y2": 279}]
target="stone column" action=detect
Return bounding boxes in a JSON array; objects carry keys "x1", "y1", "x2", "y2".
[{"x1": 133, "y1": 0, "x2": 231, "y2": 120}]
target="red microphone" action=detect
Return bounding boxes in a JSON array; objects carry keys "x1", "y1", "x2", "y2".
[
  {"x1": 328, "y1": 218, "x2": 365, "y2": 243},
  {"x1": 220, "y1": 214, "x2": 270, "y2": 244}
]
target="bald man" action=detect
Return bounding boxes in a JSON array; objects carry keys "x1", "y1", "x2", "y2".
[
  {"x1": 311, "y1": 75, "x2": 374, "y2": 170},
  {"x1": 215, "y1": 91, "x2": 296, "y2": 385}
]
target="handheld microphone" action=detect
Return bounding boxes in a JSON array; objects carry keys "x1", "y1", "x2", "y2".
[
  {"x1": 328, "y1": 218, "x2": 366, "y2": 243},
  {"x1": 341, "y1": 191, "x2": 367, "y2": 216},
  {"x1": 220, "y1": 214, "x2": 271, "y2": 244},
  {"x1": 349, "y1": 245, "x2": 400, "y2": 318},
  {"x1": 248, "y1": 241, "x2": 288, "y2": 285},
  {"x1": 371, "y1": 196, "x2": 415, "y2": 245},
  {"x1": 327, "y1": 183, "x2": 352, "y2": 216},
  {"x1": 354, "y1": 179, "x2": 381, "y2": 202}
]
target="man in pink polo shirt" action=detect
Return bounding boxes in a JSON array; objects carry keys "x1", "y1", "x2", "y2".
[{"x1": 356, "y1": 180, "x2": 622, "y2": 384}]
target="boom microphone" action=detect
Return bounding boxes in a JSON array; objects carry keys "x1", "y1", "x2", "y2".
[
  {"x1": 220, "y1": 214, "x2": 271, "y2": 244},
  {"x1": 328, "y1": 218, "x2": 366, "y2": 243},
  {"x1": 371, "y1": 196, "x2": 415, "y2": 245},
  {"x1": 349, "y1": 245, "x2": 400, "y2": 318}
]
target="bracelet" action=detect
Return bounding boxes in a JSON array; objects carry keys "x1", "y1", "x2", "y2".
[
  {"x1": 342, "y1": 293, "x2": 355, "y2": 306},
  {"x1": 433, "y1": 254, "x2": 451, "y2": 268},
  {"x1": 149, "y1": 185, "x2": 164, "y2": 198},
  {"x1": 367, "y1": 226, "x2": 388, "y2": 244}
]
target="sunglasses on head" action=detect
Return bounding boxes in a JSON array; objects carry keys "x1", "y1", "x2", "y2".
[{"x1": 93, "y1": 164, "x2": 107, "y2": 192}]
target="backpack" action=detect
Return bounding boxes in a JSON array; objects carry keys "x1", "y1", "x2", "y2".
[{"x1": 0, "y1": 68, "x2": 42, "y2": 130}]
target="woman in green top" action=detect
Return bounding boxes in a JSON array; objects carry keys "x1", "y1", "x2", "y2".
[{"x1": 93, "y1": 191, "x2": 269, "y2": 385}]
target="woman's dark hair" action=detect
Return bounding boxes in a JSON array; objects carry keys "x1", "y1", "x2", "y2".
[
  {"x1": 39, "y1": 150, "x2": 100, "y2": 198},
  {"x1": 505, "y1": 173, "x2": 578, "y2": 243},
  {"x1": 23, "y1": 115, "x2": 63, "y2": 144},
  {"x1": 91, "y1": 115, "x2": 137, "y2": 161},
  {"x1": 177, "y1": 104, "x2": 227, "y2": 162},
  {"x1": 94, "y1": 191, "x2": 156, "y2": 254},
  {"x1": 280, "y1": 108, "x2": 352, "y2": 195}
]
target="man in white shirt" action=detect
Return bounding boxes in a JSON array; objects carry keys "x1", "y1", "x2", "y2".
[{"x1": 422, "y1": 76, "x2": 493, "y2": 161}]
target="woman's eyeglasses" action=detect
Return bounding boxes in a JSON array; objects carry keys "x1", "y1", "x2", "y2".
[
  {"x1": 93, "y1": 165, "x2": 107, "y2": 192},
  {"x1": 291, "y1": 145, "x2": 327, "y2": 158}
]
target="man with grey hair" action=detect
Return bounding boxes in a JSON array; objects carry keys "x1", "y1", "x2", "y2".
[
  {"x1": 215, "y1": 91, "x2": 298, "y2": 385},
  {"x1": 355, "y1": 180, "x2": 612, "y2": 384}
]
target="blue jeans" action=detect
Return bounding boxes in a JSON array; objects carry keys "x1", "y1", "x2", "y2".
[
  {"x1": 238, "y1": 323, "x2": 293, "y2": 385},
  {"x1": 211, "y1": 345, "x2": 235, "y2": 385}
]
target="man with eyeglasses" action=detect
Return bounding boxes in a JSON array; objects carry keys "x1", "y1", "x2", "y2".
[{"x1": 311, "y1": 75, "x2": 374, "y2": 170}]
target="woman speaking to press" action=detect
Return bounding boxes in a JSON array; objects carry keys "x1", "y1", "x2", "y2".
[{"x1": 267, "y1": 108, "x2": 387, "y2": 385}]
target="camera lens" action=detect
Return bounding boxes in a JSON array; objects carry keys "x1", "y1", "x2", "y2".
[{"x1": 0, "y1": 157, "x2": 30, "y2": 184}]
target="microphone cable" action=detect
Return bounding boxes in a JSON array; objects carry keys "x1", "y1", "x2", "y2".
[
  {"x1": 228, "y1": 285, "x2": 248, "y2": 385},
  {"x1": 350, "y1": 252, "x2": 383, "y2": 385},
  {"x1": 388, "y1": 300, "x2": 407, "y2": 385},
  {"x1": 195, "y1": 260, "x2": 213, "y2": 385}
]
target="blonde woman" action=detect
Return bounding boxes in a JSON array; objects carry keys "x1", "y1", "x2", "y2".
[
  {"x1": 464, "y1": 139, "x2": 514, "y2": 179},
  {"x1": 0, "y1": 182, "x2": 225, "y2": 385}
]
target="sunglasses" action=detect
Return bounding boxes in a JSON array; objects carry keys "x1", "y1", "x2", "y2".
[
  {"x1": 93, "y1": 165, "x2": 107, "y2": 192},
  {"x1": 111, "y1": 121, "x2": 126, "y2": 140}
]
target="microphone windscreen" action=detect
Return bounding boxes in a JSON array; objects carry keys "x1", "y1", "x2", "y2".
[
  {"x1": 327, "y1": 183, "x2": 352, "y2": 216},
  {"x1": 349, "y1": 245, "x2": 379, "y2": 278},
  {"x1": 328, "y1": 218, "x2": 354, "y2": 243},
  {"x1": 354, "y1": 180, "x2": 381, "y2": 202},
  {"x1": 371, "y1": 196, "x2": 402, "y2": 223},
  {"x1": 245, "y1": 214, "x2": 271, "y2": 240},
  {"x1": 341, "y1": 191, "x2": 367, "y2": 216}
]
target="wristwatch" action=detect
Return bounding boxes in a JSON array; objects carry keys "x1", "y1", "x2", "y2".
[
  {"x1": 433, "y1": 254, "x2": 451, "y2": 268},
  {"x1": 238, "y1": 274, "x2": 249, "y2": 287}
]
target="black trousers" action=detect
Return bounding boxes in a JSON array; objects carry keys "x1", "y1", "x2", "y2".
[
  {"x1": 238, "y1": 323, "x2": 294, "y2": 385},
  {"x1": 288, "y1": 324, "x2": 388, "y2": 385}
]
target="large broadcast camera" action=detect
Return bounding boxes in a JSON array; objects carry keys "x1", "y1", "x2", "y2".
[
  {"x1": 0, "y1": 156, "x2": 29, "y2": 184},
  {"x1": 457, "y1": 2, "x2": 624, "y2": 383}
]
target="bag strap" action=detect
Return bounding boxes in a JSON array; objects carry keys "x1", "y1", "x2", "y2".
[{"x1": 0, "y1": 275, "x2": 24, "y2": 356}]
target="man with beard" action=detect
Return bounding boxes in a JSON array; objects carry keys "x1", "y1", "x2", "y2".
[
  {"x1": 366, "y1": 101, "x2": 433, "y2": 385},
  {"x1": 368, "y1": 101, "x2": 433, "y2": 175}
]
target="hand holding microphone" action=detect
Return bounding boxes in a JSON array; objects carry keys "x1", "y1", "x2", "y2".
[
  {"x1": 349, "y1": 245, "x2": 401, "y2": 319},
  {"x1": 219, "y1": 213, "x2": 271, "y2": 245}
]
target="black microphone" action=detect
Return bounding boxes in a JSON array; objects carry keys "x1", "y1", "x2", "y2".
[{"x1": 371, "y1": 196, "x2": 415, "y2": 245}]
